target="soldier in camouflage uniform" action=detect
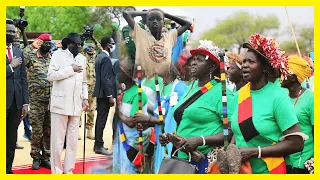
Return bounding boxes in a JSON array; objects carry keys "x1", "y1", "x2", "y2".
[
  {"x1": 24, "y1": 34, "x2": 52, "y2": 170},
  {"x1": 79, "y1": 44, "x2": 98, "y2": 140},
  {"x1": 24, "y1": 38, "x2": 43, "y2": 55}
]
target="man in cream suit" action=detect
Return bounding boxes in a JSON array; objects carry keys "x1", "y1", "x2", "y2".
[{"x1": 47, "y1": 33, "x2": 89, "y2": 174}]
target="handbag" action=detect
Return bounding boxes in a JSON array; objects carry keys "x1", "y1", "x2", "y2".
[{"x1": 158, "y1": 148, "x2": 198, "y2": 174}]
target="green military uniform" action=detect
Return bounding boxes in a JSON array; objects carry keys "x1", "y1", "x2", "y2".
[
  {"x1": 24, "y1": 49, "x2": 52, "y2": 161},
  {"x1": 24, "y1": 44, "x2": 38, "y2": 56},
  {"x1": 79, "y1": 53, "x2": 96, "y2": 130}
]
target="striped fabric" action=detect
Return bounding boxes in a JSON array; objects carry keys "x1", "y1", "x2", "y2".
[
  {"x1": 118, "y1": 122, "x2": 156, "y2": 167},
  {"x1": 238, "y1": 83, "x2": 286, "y2": 174}
]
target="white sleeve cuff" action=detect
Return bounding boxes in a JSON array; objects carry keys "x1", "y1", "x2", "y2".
[{"x1": 9, "y1": 64, "x2": 14, "y2": 72}]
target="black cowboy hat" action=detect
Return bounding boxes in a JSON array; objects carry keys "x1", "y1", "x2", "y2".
[
  {"x1": 242, "y1": 42, "x2": 269, "y2": 62},
  {"x1": 62, "y1": 32, "x2": 82, "y2": 46}
]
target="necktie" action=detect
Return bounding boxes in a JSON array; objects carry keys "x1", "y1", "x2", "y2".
[{"x1": 7, "y1": 47, "x2": 12, "y2": 62}]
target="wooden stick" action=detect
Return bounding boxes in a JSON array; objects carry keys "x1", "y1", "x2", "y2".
[{"x1": 285, "y1": 6, "x2": 302, "y2": 57}]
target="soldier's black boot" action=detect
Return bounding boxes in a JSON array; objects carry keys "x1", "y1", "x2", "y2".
[
  {"x1": 32, "y1": 158, "x2": 41, "y2": 170},
  {"x1": 40, "y1": 160, "x2": 51, "y2": 169}
]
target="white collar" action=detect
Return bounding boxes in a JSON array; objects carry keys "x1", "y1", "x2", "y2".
[
  {"x1": 6, "y1": 44, "x2": 13, "y2": 50},
  {"x1": 102, "y1": 50, "x2": 110, "y2": 56}
]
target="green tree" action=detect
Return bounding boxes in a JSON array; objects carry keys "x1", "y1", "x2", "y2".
[
  {"x1": 6, "y1": 6, "x2": 113, "y2": 40},
  {"x1": 200, "y1": 11, "x2": 280, "y2": 53},
  {"x1": 281, "y1": 26, "x2": 314, "y2": 55}
]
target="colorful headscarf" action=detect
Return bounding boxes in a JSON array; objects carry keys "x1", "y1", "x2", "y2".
[
  {"x1": 287, "y1": 55, "x2": 312, "y2": 83},
  {"x1": 226, "y1": 52, "x2": 242, "y2": 69},
  {"x1": 243, "y1": 33, "x2": 290, "y2": 78}
]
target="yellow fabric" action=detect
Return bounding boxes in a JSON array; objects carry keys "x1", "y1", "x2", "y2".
[
  {"x1": 238, "y1": 83, "x2": 251, "y2": 104},
  {"x1": 120, "y1": 134, "x2": 126, "y2": 142},
  {"x1": 288, "y1": 55, "x2": 311, "y2": 83},
  {"x1": 262, "y1": 157, "x2": 285, "y2": 171}
]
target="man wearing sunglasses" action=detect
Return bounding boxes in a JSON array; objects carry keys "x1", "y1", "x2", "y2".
[
  {"x1": 24, "y1": 33, "x2": 53, "y2": 170},
  {"x1": 92, "y1": 36, "x2": 116, "y2": 155},
  {"x1": 6, "y1": 18, "x2": 29, "y2": 174},
  {"x1": 48, "y1": 32, "x2": 89, "y2": 174}
]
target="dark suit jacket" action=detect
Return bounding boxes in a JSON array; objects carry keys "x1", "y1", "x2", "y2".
[
  {"x1": 6, "y1": 46, "x2": 29, "y2": 110},
  {"x1": 93, "y1": 51, "x2": 117, "y2": 98}
]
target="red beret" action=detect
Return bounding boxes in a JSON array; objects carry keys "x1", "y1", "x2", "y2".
[{"x1": 37, "y1": 34, "x2": 52, "y2": 41}]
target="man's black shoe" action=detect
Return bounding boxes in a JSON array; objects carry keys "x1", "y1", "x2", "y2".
[{"x1": 94, "y1": 147, "x2": 113, "y2": 156}]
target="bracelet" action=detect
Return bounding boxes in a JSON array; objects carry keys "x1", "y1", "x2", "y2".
[
  {"x1": 200, "y1": 135, "x2": 206, "y2": 146},
  {"x1": 258, "y1": 146, "x2": 261, "y2": 158}
]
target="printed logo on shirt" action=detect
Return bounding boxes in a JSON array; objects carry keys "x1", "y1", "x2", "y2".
[{"x1": 148, "y1": 43, "x2": 168, "y2": 63}]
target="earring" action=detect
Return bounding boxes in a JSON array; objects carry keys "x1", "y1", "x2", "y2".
[{"x1": 210, "y1": 71, "x2": 212, "y2": 79}]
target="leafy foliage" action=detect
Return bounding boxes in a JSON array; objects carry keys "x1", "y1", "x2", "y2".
[{"x1": 200, "y1": 11, "x2": 280, "y2": 53}]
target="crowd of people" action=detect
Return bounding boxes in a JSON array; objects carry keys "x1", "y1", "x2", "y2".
[{"x1": 6, "y1": 7, "x2": 314, "y2": 174}]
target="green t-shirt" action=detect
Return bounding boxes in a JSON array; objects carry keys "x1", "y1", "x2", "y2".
[
  {"x1": 121, "y1": 84, "x2": 148, "y2": 117},
  {"x1": 162, "y1": 82, "x2": 174, "y2": 97},
  {"x1": 290, "y1": 89, "x2": 314, "y2": 169},
  {"x1": 173, "y1": 80, "x2": 234, "y2": 159},
  {"x1": 273, "y1": 78, "x2": 289, "y2": 94},
  {"x1": 231, "y1": 82, "x2": 298, "y2": 174},
  {"x1": 301, "y1": 76, "x2": 314, "y2": 91}
]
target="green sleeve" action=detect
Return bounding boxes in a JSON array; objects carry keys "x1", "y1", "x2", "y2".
[
  {"x1": 129, "y1": 92, "x2": 148, "y2": 116},
  {"x1": 226, "y1": 88, "x2": 235, "y2": 120},
  {"x1": 274, "y1": 96, "x2": 299, "y2": 132},
  {"x1": 309, "y1": 93, "x2": 314, "y2": 126}
]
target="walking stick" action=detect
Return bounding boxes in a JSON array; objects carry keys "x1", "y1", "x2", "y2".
[
  {"x1": 82, "y1": 112, "x2": 87, "y2": 174},
  {"x1": 136, "y1": 65, "x2": 144, "y2": 173},
  {"x1": 285, "y1": 6, "x2": 311, "y2": 88},
  {"x1": 218, "y1": 50, "x2": 229, "y2": 150}
]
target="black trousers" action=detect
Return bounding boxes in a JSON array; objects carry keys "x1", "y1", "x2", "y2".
[
  {"x1": 6, "y1": 97, "x2": 21, "y2": 174},
  {"x1": 94, "y1": 98, "x2": 110, "y2": 148}
]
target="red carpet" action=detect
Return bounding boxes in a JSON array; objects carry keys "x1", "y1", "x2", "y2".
[{"x1": 12, "y1": 156, "x2": 113, "y2": 174}]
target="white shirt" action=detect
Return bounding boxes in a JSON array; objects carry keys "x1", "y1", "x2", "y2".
[
  {"x1": 6, "y1": 44, "x2": 14, "y2": 72},
  {"x1": 102, "y1": 49, "x2": 110, "y2": 57}
]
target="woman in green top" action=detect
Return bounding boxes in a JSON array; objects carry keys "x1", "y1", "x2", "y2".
[
  {"x1": 159, "y1": 40, "x2": 234, "y2": 174},
  {"x1": 230, "y1": 33, "x2": 304, "y2": 174},
  {"x1": 226, "y1": 51, "x2": 247, "y2": 93},
  {"x1": 112, "y1": 58, "x2": 154, "y2": 174},
  {"x1": 281, "y1": 55, "x2": 314, "y2": 174}
]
